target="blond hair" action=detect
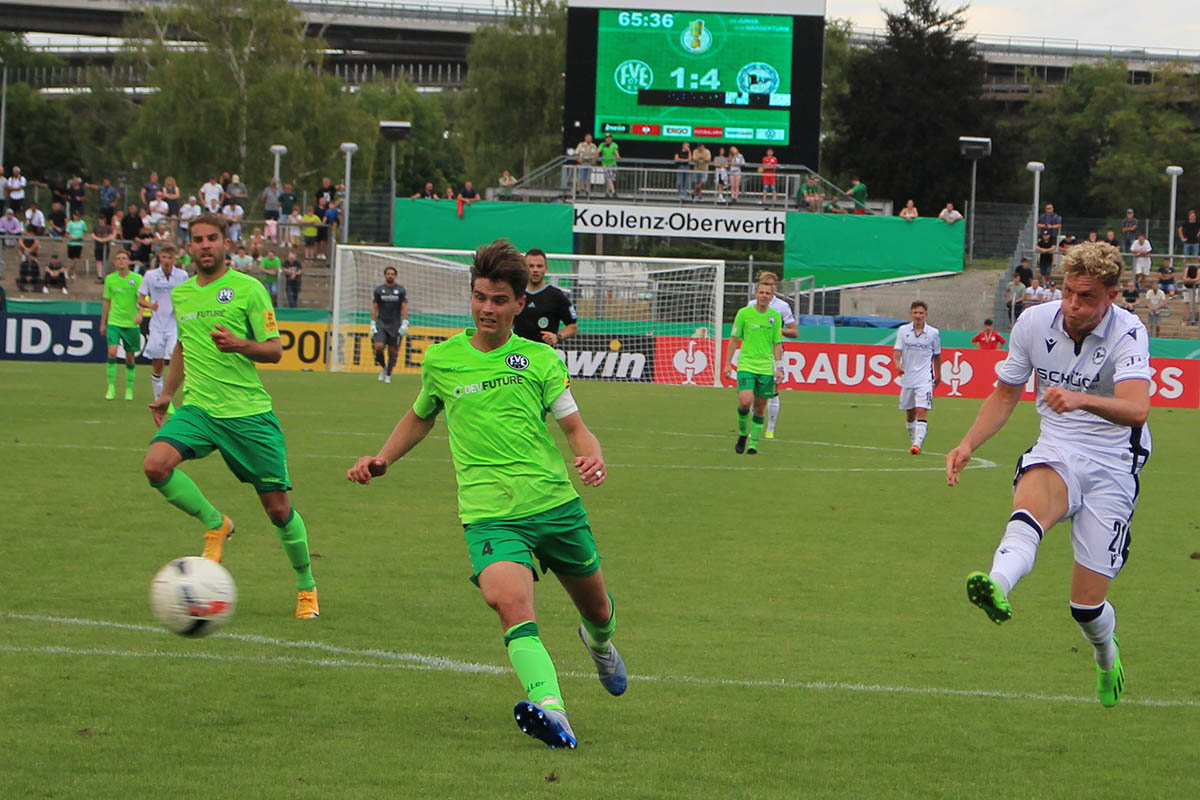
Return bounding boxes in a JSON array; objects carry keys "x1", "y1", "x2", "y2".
[
  {"x1": 1061, "y1": 241, "x2": 1123, "y2": 287},
  {"x1": 757, "y1": 270, "x2": 779, "y2": 285}
]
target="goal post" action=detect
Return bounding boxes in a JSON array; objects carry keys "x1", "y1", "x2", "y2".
[{"x1": 331, "y1": 246, "x2": 725, "y2": 385}]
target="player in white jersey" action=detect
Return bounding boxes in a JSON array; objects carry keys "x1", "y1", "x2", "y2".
[
  {"x1": 137, "y1": 244, "x2": 189, "y2": 406},
  {"x1": 946, "y1": 242, "x2": 1150, "y2": 707},
  {"x1": 748, "y1": 272, "x2": 799, "y2": 438},
  {"x1": 892, "y1": 301, "x2": 941, "y2": 454}
]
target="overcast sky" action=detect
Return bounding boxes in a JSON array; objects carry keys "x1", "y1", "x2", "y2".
[{"x1": 829, "y1": 0, "x2": 1200, "y2": 53}]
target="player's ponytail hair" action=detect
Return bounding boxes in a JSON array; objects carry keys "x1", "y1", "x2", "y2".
[
  {"x1": 472, "y1": 239, "x2": 529, "y2": 297},
  {"x1": 1062, "y1": 241, "x2": 1123, "y2": 287}
]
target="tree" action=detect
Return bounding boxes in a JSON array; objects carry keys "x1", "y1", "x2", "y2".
[
  {"x1": 460, "y1": 0, "x2": 566, "y2": 180},
  {"x1": 1023, "y1": 62, "x2": 1200, "y2": 218},
  {"x1": 824, "y1": 0, "x2": 989, "y2": 210},
  {"x1": 351, "y1": 81, "x2": 465, "y2": 196},
  {"x1": 818, "y1": 18, "x2": 854, "y2": 168}
]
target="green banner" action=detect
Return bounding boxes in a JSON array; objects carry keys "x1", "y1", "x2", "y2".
[
  {"x1": 783, "y1": 214, "x2": 964, "y2": 286},
  {"x1": 394, "y1": 200, "x2": 574, "y2": 253}
]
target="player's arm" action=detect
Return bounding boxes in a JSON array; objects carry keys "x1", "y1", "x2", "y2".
[
  {"x1": 100, "y1": 297, "x2": 110, "y2": 334},
  {"x1": 558, "y1": 322, "x2": 578, "y2": 341},
  {"x1": 946, "y1": 380, "x2": 1024, "y2": 486},
  {"x1": 773, "y1": 341, "x2": 784, "y2": 381},
  {"x1": 781, "y1": 322, "x2": 799, "y2": 339},
  {"x1": 209, "y1": 325, "x2": 282, "y2": 363},
  {"x1": 138, "y1": 293, "x2": 156, "y2": 311},
  {"x1": 931, "y1": 352, "x2": 942, "y2": 386},
  {"x1": 892, "y1": 346, "x2": 904, "y2": 375},
  {"x1": 1043, "y1": 379, "x2": 1150, "y2": 428},
  {"x1": 149, "y1": 340, "x2": 185, "y2": 426},
  {"x1": 400, "y1": 300, "x2": 409, "y2": 334},
  {"x1": 346, "y1": 408, "x2": 437, "y2": 484},
  {"x1": 557, "y1": 410, "x2": 606, "y2": 487},
  {"x1": 370, "y1": 298, "x2": 379, "y2": 334}
]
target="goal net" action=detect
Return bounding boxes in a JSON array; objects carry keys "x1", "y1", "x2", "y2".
[{"x1": 331, "y1": 246, "x2": 725, "y2": 385}]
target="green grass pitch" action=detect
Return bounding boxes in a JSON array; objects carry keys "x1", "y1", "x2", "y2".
[{"x1": 3, "y1": 361, "x2": 1199, "y2": 798}]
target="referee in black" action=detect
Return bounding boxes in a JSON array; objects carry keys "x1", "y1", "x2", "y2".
[{"x1": 513, "y1": 248, "x2": 578, "y2": 345}]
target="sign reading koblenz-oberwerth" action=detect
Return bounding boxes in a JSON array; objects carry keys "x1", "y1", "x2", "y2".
[{"x1": 572, "y1": 203, "x2": 786, "y2": 241}]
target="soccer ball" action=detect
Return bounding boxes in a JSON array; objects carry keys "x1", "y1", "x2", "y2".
[{"x1": 149, "y1": 556, "x2": 237, "y2": 637}]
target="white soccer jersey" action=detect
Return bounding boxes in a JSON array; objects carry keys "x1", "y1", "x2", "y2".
[
  {"x1": 747, "y1": 295, "x2": 796, "y2": 327},
  {"x1": 142, "y1": 266, "x2": 189, "y2": 330},
  {"x1": 893, "y1": 322, "x2": 941, "y2": 388},
  {"x1": 996, "y1": 301, "x2": 1152, "y2": 461}
]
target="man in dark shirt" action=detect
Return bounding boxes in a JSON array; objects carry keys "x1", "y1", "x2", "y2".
[
  {"x1": 1121, "y1": 209, "x2": 1138, "y2": 252},
  {"x1": 1036, "y1": 203, "x2": 1061, "y2": 242},
  {"x1": 1178, "y1": 209, "x2": 1200, "y2": 259},
  {"x1": 316, "y1": 177, "x2": 335, "y2": 206},
  {"x1": 371, "y1": 266, "x2": 408, "y2": 383},
  {"x1": 459, "y1": 181, "x2": 480, "y2": 205},
  {"x1": 1120, "y1": 279, "x2": 1141, "y2": 312},
  {"x1": 121, "y1": 204, "x2": 143, "y2": 242},
  {"x1": 1014, "y1": 257, "x2": 1034, "y2": 287},
  {"x1": 65, "y1": 177, "x2": 87, "y2": 216},
  {"x1": 47, "y1": 202, "x2": 68, "y2": 238},
  {"x1": 279, "y1": 183, "x2": 299, "y2": 217},
  {"x1": 140, "y1": 171, "x2": 162, "y2": 206},
  {"x1": 513, "y1": 248, "x2": 578, "y2": 345}
]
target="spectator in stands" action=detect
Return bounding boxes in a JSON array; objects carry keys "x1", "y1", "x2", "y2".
[
  {"x1": 154, "y1": 222, "x2": 174, "y2": 245},
  {"x1": 728, "y1": 146, "x2": 745, "y2": 202},
  {"x1": 575, "y1": 133, "x2": 598, "y2": 196},
  {"x1": 761, "y1": 150, "x2": 781, "y2": 205},
  {"x1": 18, "y1": 226, "x2": 39, "y2": 260},
  {"x1": 1157, "y1": 258, "x2": 1177, "y2": 297},
  {"x1": 1005, "y1": 273, "x2": 1026, "y2": 323},
  {"x1": 674, "y1": 141, "x2": 693, "y2": 200},
  {"x1": 285, "y1": 206, "x2": 303, "y2": 249},
  {"x1": 1144, "y1": 282, "x2": 1168, "y2": 337},
  {"x1": 1036, "y1": 203, "x2": 1062, "y2": 241},
  {"x1": 121, "y1": 204, "x2": 142, "y2": 242},
  {"x1": 219, "y1": 170, "x2": 232, "y2": 198},
  {"x1": 323, "y1": 201, "x2": 341, "y2": 245},
  {"x1": 1121, "y1": 208, "x2": 1138, "y2": 252},
  {"x1": 42, "y1": 253, "x2": 68, "y2": 295},
  {"x1": 279, "y1": 183, "x2": 298, "y2": 218},
  {"x1": 18, "y1": 249, "x2": 40, "y2": 293},
  {"x1": 691, "y1": 142, "x2": 712, "y2": 201},
  {"x1": 47, "y1": 201, "x2": 67, "y2": 238},
  {"x1": 282, "y1": 249, "x2": 304, "y2": 308},
  {"x1": 247, "y1": 227, "x2": 266, "y2": 260},
  {"x1": 441, "y1": 184, "x2": 456, "y2": 202},
  {"x1": 499, "y1": 169, "x2": 518, "y2": 199},
  {"x1": 140, "y1": 172, "x2": 162, "y2": 206},
  {"x1": 1103, "y1": 229, "x2": 1119, "y2": 250},
  {"x1": 179, "y1": 195, "x2": 202, "y2": 235},
  {"x1": 316, "y1": 176, "x2": 335, "y2": 206},
  {"x1": 147, "y1": 191, "x2": 169, "y2": 226},
  {"x1": 1014, "y1": 256, "x2": 1033, "y2": 287},
  {"x1": 598, "y1": 133, "x2": 620, "y2": 197},
  {"x1": 262, "y1": 179, "x2": 282, "y2": 224},
  {"x1": 899, "y1": 199, "x2": 919, "y2": 221},
  {"x1": 972, "y1": 319, "x2": 1006, "y2": 350},
  {"x1": 130, "y1": 226, "x2": 154, "y2": 271},
  {"x1": 161, "y1": 176, "x2": 181, "y2": 217},
  {"x1": 714, "y1": 148, "x2": 730, "y2": 204},
  {"x1": 846, "y1": 175, "x2": 868, "y2": 213},
  {"x1": 200, "y1": 175, "x2": 223, "y2": 211},
  {"x1": 938, "y1": 202, "x2": 963, "y2": 224},
  {"x1": 1120, "y1": 278, "x2": 1141, "y2": 312},
  {"x1": 1182, "y1": 260, "x2": 1200, "y2": 317},
  {"x1": 1034, "y1": 232, "x2": 1056, "y2": 281},
  {"x1": 334, "y1": 182, "x2": 347, "y2": 209},
  {"x1": 24, "y1": 202, "x2": 46, "y2": 235},
  {"x1": 1044, "y1": 279, "x2": 1063, "y2": 301},
  {"x1": 222, "y1": 198, "x2": 244, "y2": 241},
  {"x1": 1130, "y1": 232, "x2": 1153, "y2": 288},
  {"x1": 65, "y1": 176, "x2": 86, "y2": 217},
  {"x1": 66, "y1": 208, "x2": 88, "y2": 278},
  {"x1": 411, "y1": 182, "x2": 437, "y2": 199},
  {"x1": 1178, "y1": 210, "x2": 1199, "y2": 260},
  {"x1": 1083, "y1": 231, "x2": 1099, "y2": 244},
  {"x1": 1, "y1": 208, "x2": 21, "y2": 246},
  {"x1": 231, "y1": 245, "x2": 255, "y2": 272},
  {"x1": 91, "y1": 213, "x2": 115, "y2": 276},
  {"x1": 96, "y1": 178, "x2": 119, "y2": 220},
  {"x1": 1024, "y1": 277, "x2": 1047, "y2": 306},
  {"x1": 6, "y1": 166, "x2": 28, "y2": 213},
  {"x1": 226, "y1": 173, "x2": 249, "y2": 208},
  {"x1": 459, "y1": 181, "x2": 480, "y2": 205},
  {"x1": 301, "y1": 206, "x2": 321, "y2": 260},
  {"x1": 259, "y1": 249, "x2": 281, "y2": 305}
]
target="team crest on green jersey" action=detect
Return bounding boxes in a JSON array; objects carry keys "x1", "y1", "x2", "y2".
[
  {"x1": 506, "y1": 353, "x2": 530, "y2": 370},
  {"x1": 217, "y1": 288, "x2": 235, "y2": 303}
]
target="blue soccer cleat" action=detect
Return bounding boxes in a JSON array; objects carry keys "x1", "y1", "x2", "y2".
[
  {"x1": 578, "y1": 623, "x2": 627, "y2": 696},
  {"x1": 513, "y1": 701, "x2": 577, "y2": 749}
]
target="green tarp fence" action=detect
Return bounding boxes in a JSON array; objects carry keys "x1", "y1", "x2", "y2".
[
  {"x1": 783, "y1": 214, "x2": 965, "y2": 286},
  {"x1": 394, "y1": 199, "x2": 575, "y2": 253}
]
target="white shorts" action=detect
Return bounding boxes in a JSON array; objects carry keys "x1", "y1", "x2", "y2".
[
  {"x1": 143, "y1": 325, "x2": 178, "y2": 360},
  {"x1": 715, "y1": 168, "x2": 729, "y2": 184},
  {"x1": 1015, "y1": 441, "x2": 1140, "y2": 578},
  {"x1": 898, "y1": 384, "x2": 933, "y2": 410},
  {"x1": 1134, "y1": 261, "x2": 1150, "y2": 276}
]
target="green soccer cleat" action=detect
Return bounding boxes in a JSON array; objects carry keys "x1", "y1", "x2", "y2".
[
  {"x1": 124, "y1": 388, "x2": 134, "y2": 401},
  {"x1": 764, "y1": 431, "x2": 775, "y2": 440},
  {"x1": 966, "y1": 571, "x2": 1012, "y2": 624},
  {"x1": 104, "y1": 386, "x2": 116, "y2": 401},
  {"x1": 1097, "y1": 635, "x2": 1124, "y2": 708}
]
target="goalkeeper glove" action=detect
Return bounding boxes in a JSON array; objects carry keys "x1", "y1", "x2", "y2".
[
  {"x1": 400, "y1": 320, "x2": 409, "y2": 336},
  {"x1": 370, "y1": 320, "x2": 377, "y2": 336}
]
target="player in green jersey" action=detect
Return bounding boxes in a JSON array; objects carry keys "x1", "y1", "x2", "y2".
[
  {"x1": 721, "y1": 280, "x2": 784, "y2": 455},
  {"x1": 142, "y1": 213, "x2": 319, "y2": 620},
  {"x1": 347, "y1": 240, "x2": 624, "y2": 750},
  {"x1": 100, "y1": 250, "x2": 143, "y2": 400}
]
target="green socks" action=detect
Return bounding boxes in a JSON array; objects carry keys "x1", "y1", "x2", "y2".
[
  {"x1": 737, "y1": 407, "x2": 750, "y2": 435},
  {"x1": 125, "y1": 362, "x2": 135, "y2": 390},
  {"x1": 748, "y1": 414, "x2": 765, "y2": 448},
  {"x1": 106, "y1": 358, "x2": 118, "y2": 388},
  {"x1": 581, "y1": 594, "x2": 616, "y2": 651},
  {"x1": 275, "y1": 508, "x2": 315, "y2": 591},
  {"x1": 151, "y1": 469, "x2": 223, "y2": 530},
  {"x1": 505, "y1": 622, "x2": 565, "y2": 710}
]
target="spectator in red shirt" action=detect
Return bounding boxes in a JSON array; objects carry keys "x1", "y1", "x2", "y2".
[
  {"x1": 760, "y1": 148, "x2": 778, "y2": 204},
  {"x1": 971, "y1": 318, "x2": 1006, "y2": 350}
]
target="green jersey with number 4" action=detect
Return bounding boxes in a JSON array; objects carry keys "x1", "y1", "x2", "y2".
[
  {"x1": 732, "y1": 304, "x2": 782, "y2": 375},
  {"x1": 103, "y1": 270, "x2": 143, "y2": 328},
  {"x1": 413, "y1": 330, "x2": 578, "y2": 524},
  {"x1": 172, "y1": 268, "x2": 279, "y2": 418}
]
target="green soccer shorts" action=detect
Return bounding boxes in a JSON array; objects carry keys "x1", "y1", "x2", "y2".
[
  {"x1": 106, "y1": 325, "x2": 141, "y2": 353},
  {"x1": 153, "y1": 406, "x2": 292, "y2": 493},
  {"x1": 737, "y1": 369, "x2": 776, "y2": 399},
  {"x1": 463, "y1": 497, "x2": 601, "y2": 585}
]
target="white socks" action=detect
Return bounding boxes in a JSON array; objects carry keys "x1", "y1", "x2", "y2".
[
  {"x1": 151, "y1": 372, "x2": 164, "y2": 400},
  {"x1": 989, "y1": 510, "x2": 1043, "y2": 596},
  {"x1": 766, "y1": 395, "x2": 780, "y2": 433},
  {"x1": 913, "y1": 420, "x2": 927, "y2": 447},
  {"x1": 1071, "y1": 601, "x2": 1118, "y2": 669}
]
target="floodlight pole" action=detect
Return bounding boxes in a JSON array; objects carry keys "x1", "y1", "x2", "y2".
[
  {"x1": 269, "y1": 144, "x2": 288, "y2": 184},
  {"x1": 1167, "y1": 165, "x2": 1184, "y2": 261},
  {"x1": 1027, "y1": 161, "x2": 1045, "y2": 254},
  {"x1": 390, "y1": 141, "x2": 396, "y2": 246},
  {"x1": 339, "y1": 142, "x2": 358, "y2": 244},
  {"x1": 968, "y1": 158, "x2": 979, "y2": 262}
]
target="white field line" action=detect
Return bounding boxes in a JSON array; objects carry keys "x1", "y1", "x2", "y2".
[{"x1": 4, "y1": 612, "x2": 1196, "y2": 709}]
